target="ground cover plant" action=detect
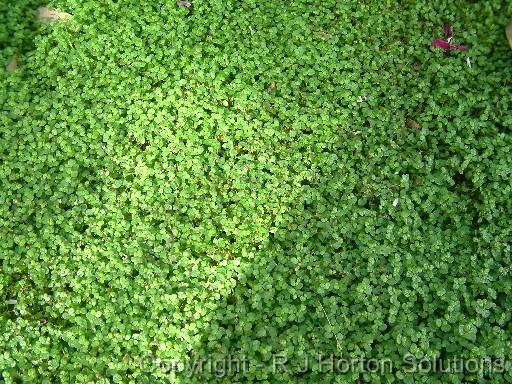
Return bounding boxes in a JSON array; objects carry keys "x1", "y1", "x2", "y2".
[{"x1": 1, "y1": 0, "x2": 512, "y2": 383}]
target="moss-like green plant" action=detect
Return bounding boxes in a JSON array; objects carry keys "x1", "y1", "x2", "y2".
[{"x1": 1, "y1": 1, "x2": 511, "y2": 383}]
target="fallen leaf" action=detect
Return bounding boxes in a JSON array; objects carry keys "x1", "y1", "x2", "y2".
[
  {"x1": 432, "y1": 39, "x2": 451, "y2": 50},
  {"x1": 444, "y1": 24, "x2": 454, "y2": 39},
  {"x1": 36, "y1": 7, "x2": 71, "y2": 23},
  {"x1": 6, "y1": 55, "x2": 18, "y2": 72},
  {"x1": 507, "y1": 22, "x2": 512, "y2": 49},
  {"x1": 177, "y1": 0, "x2": 192, "y2": 9},
  {"x1": 450, "y1": 43, "x2": 469, "y2": 51},
  {"x1": 406, "y1": 117, "x2": 421, "y2": 130},
  {"x1": 432, "y1": 24, "x2": 469, "y2": 52},
  {"x1": 432, "y1": 39, "x2": 468, "y2": 51}
]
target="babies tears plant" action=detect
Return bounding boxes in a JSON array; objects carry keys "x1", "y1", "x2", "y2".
[{"x1": 1, "y1": 0, "x2": 511, "y2": 383}]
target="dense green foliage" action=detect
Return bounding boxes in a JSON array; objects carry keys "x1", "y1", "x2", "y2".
[{"x1": 1, "y1": 0, "x2": 512, "y2": 382}]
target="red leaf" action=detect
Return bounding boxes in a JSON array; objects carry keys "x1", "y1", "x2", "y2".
[
  {"x1": 443, "y1": 24, "x2": 453, "y2": 38},
  {"x1": 432, "y1": 39, "x2": 469, "y2": 51},
  {"x1": 450, "y1": 44, "x2": 469, "y2": 51},
  {"x1": 432, "y1": 39, "x2": 451, "y2": 49}
]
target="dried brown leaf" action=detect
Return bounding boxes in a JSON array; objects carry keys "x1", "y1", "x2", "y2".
[
  {"x1": 177, "y1": 0, "x2": 192, "y2": 9},
  {"x1": 6, "y1": 55, "x2": 18, "y2": 72},
  {"x1": 36, "y1": 7, "x2": 71, "y2": 23},
  {"x1": 406, "y1": 117, "x2": 421, "y2": 130}
]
